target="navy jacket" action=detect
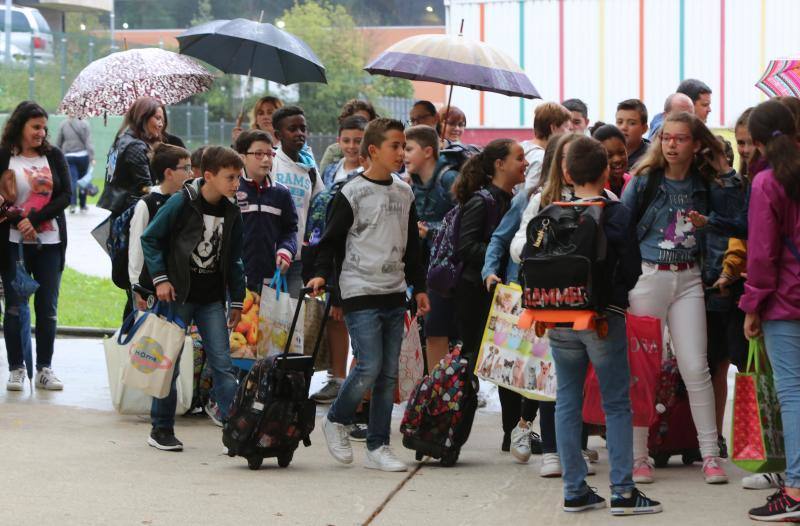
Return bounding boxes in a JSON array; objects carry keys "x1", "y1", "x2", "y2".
[
  {"x1": 599, "y1": 199, "x2": 643, "y2": 313},
  {"x1": 235, "y1": 173, "x2": 298, "y2": 290}
]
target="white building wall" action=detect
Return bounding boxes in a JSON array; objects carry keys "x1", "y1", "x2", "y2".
[{"x1": 445, "y1": 0, "x2": 800, "y2": 129}]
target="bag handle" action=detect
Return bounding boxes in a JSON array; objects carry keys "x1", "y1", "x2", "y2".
[
  {"x1": 268, "y1": 269, "x2": 288, "y2": 298},
  {"x1": 280, "y1": 286, "x2": 332, "y2": 363},
  {"x1": 746, "y1": 337, "x2": 769, "y2": 374},
  {"x1": 115, "y1": 301, "x2": 185, "y2": 346}
]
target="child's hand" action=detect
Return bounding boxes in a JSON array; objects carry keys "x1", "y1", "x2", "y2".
[
  {"x1": 417, "y1": 221, "x2": 429, "y2": 239},
  {"x1": 415, "y1": 292, "x2": 430, "y2": 316},
  {"x1": 485, "y1": 274, "x2": 502, "y2": 292},
  {"x1": 712, "y1": 273, "x2": 734, "y2": 295},
  {"x1": 155, "y1": 282, "x2": 176, "y2": 302},
  {"x1": 744, "y1": 312, "x2": 762, "y2": 339},
  {"x1": 330, "y1": 306, "x2": 344, "y2": 322},
  {"x1": 228, "y1": 308, "x2": 242, "y2": 329},
  {"x1": 276, "y1": 252, "x2": 291, "y2": 274},
  {"x1": 687, "y1": 210, "x2": 708, "y2": 228},
  {"x1": 133, "y1": 292, "x2": 148, "y2": 311},
  {"x1": 306, "y1": 277, "x2": 326, "y2": 296}
]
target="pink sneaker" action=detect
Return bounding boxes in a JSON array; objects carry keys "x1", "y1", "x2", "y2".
[
  {"x1": 702, "y1": 456, "x2": 728, "y2": 484},
  {"x1": 632, "y1": 457, "x2": 654, "y2": 484}
]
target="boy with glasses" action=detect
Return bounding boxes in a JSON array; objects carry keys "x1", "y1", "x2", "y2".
[{"x1": 235, "y1": 129, "x2": 298, "y2": 291}]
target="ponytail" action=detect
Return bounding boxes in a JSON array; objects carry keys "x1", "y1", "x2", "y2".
[
  {"x1": 452, "y1": 139, "x2": 513, "y2": 205},
  {"x1": 749, "y1": 100, "x2": 800, "y2": 201}
]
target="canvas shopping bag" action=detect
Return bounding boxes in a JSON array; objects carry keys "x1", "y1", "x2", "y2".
[
  {"x1": 583, "y1": 313, "x2": 662, "y2": 427},
  {"x1": 257, "y1": 270, "x2": 304, "y2": 358},
  {"x1": 303, "y1": 294, "x2": 330, "y2": 369},
  {"x1": 230, "y1": 288, "x2": 261, "y2": 359},
  {"x1": 732, "y1": 338, "x2": 786, "y2": 473},
  {"x1": 474, "y1": 283, "x2": 556, "y2": 401},
  {"x1": 105, "y1": 327, "x2": 193, "y2": 415},
  {"x1": 396, "y1": 312, "x2": 425, "y2": 402},
  {"x1": 120, "y1": 303, "x2": 188, "y2": 399}
]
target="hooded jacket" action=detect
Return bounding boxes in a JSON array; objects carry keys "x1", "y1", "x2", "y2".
[{"x1": 141, "y1": 178, "x2": 245, "y2": 309}]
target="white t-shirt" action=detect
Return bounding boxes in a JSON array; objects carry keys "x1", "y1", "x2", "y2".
[
  {"x1": 521, "y1": 141, "x2": 545, "y2": 191},
  {"x1": 271, "y1": 148, "x2": 324, "y2": 261},
  {"x1": 8, "y1": 154, "x2": 60, "y2": 244}
]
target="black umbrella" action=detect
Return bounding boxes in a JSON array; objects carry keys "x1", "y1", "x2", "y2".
[{"x1": 177, "y1": 18, "x2": 327, "y2": 86}]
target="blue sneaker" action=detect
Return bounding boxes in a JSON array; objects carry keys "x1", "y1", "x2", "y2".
[
  {"x1": 564, "y1": 487, "x2": 606, "y2": 512},
  {"x1": 610, "y1": 488, "x2": 663, "y2": 515}
]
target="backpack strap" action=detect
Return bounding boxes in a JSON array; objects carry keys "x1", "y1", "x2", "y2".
[{"x1": 477, "y1": 188, "x2": 500, "y2": 239}]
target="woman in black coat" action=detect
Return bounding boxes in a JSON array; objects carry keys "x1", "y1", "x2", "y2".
[{"x1": 0, "y1": 101, "x2": 71, "y2": 391}]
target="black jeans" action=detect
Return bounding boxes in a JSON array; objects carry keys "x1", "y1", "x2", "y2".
[
  {"x1": 2, "y1": 243, "x2": 62, "y2": 370},
  {"x1": 455, "y1": 279, "x2": 493, "y2": 372}
]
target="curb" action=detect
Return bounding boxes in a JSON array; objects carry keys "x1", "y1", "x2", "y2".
[{"x1": 56, "y1": 326, "x2": 115, "y2": 338}]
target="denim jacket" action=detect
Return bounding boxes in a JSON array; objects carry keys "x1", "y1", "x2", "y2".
[
  {"x1": 481, "y1": 190, "x2": 527, "y2": 284},
  {"x1": 411, "y1": 159, "x2": 459, "y2": 258},
  {"x1": 621, "y1": 167, "x2": 747, "y2": 287}
]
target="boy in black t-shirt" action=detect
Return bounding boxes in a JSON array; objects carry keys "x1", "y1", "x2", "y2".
[{"x1": 141, "y1": 146, "x2": 246, "y2": 451}]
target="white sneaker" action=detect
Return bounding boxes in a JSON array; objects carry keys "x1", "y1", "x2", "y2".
[
  {"x1": 742, "y1": 472, "x2": 784, "y2": 490},
  {"x1": 322, "y1": 415, "x2": 353, "y2": 464},
  {"x1": 6, "y1": 368, "x2": 25, "y2": 391},
  {"x1": 540, "y1": 452, "x2": 562, "y2": 478},
  {"x1": 35, "y1": 368, "x2": 63, "y2": 390},
  {"x1": 365, "y1": 445, "x2": 408, "y2": 472},
  {"x1": 584, "y1": 454, "x2": 596, "y2": 475},
  {"x1": 510, "y1": 421, "x2": 532, "y2": 463}
]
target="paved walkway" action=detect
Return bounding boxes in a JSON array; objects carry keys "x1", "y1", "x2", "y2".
[
  {"x1": 1, "y1": 338, "x2": 764, "y2": 525},
  {"x1": 64, "y1": 205, "x2": 112, "y2": 279}
]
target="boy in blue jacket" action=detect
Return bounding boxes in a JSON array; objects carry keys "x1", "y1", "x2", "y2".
[
  {"x1": 234, "y1": 129, "x2": 298, "y2": 289},
  {"x1": 546, "y1": 136, "x2": 661, "y2": 515},
  {"x1": 141, "y1": 146, "x2": 246, "y2": 452}
]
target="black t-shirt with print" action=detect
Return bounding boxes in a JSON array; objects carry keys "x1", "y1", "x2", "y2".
[{"x1": 187, "y1": 194, "x2": 226, "y2": 304}]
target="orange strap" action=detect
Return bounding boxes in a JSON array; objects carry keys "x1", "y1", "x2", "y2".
[{"x1": 518, "y1": 309, "x2": 597, "y2": 331}]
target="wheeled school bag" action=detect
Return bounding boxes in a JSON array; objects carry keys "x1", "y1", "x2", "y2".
[
  {"x1": 647, "y1": 354, "x2": 702, "y2": 467},
  {"x1": 223, "y1": 286, "x2": 331, "y2": 470},
  {"x1": 400, "y1": 346, "x2": 478, "y2": 467},
  {"x1": 519, "y1": 200, "x2": 609, "y2": 312}
]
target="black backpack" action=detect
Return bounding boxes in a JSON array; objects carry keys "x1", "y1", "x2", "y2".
[
  {"x1": 519, "y1": 201, "x2": 609, "y2": 312},
  {"x1": 109, "y1": 192, "x2": 167, "y2": 290}
]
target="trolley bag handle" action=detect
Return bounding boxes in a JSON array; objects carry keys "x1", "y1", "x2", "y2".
[{"x1": 279, "y1": 285, "x2": 333, "y2": 364}]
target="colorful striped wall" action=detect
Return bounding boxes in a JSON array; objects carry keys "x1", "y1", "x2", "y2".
[{"x1": 444, "y1": 0, "x2": 798, "y2": 129}]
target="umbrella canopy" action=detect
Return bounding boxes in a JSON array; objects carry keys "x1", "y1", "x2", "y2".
[
  {"x1": 756, "y1": 58, "x2": 800, "y2": 98},
  {"x1": 58, "y1": 48, "x2": 214, "y2": 118},
  {"x1": 177, "y1": 18, "x2": 327, "y2": 84},
  {"x1": 364, "y1": 33, "x2": 539, "y2": 99}
]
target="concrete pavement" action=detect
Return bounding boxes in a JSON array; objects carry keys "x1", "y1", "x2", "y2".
[
  {"x1": 1, "y1": 339, "x2": 764, "y2": 525},
  {"x1": 64, "y1": 205, "x2": 112, "y2": 279}
]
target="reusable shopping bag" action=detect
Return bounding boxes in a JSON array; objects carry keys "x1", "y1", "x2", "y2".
[
  {"x1": 396, "y1": 312, "x2": 425, "y2": 402},
  {"x1": 474, "y1": 283, "x2": 556, "y2": 401},
  {"x1": 120, "y1": 303, "x2": 188, "y2": 399},
  {"x1": 105, "y1": 324, "x2": 193, "y2": 415},
  {"x1": 257, "y1": 270, "x2": 304, "y2": 358},
  {"x1": 230, "y1": 288, "x2": 261, "y2": 359},
  {"x1": 583, "y1": 313, "x2": 662, "y2": 427},
  {"x1": 732, "y1": 338, "x2": 786, "y2": 473}
]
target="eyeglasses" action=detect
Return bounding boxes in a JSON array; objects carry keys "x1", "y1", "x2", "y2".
[
  {"x1": 659, "y1": 133, "x2": 693, "y2": 145},
  {"x1": 409, "y1": 114, "x2": 434, "y2": 125},
  {"x1": 175, "y1": 164, "x2": 193, "y2": 173},
  {"x1": 246, "y1": 151, "x2": 276, "y2": 159}
]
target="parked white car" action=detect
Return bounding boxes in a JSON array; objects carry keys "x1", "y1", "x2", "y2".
[{"x1": 0, "y1": 5, "x2": 54, "y2": 64}]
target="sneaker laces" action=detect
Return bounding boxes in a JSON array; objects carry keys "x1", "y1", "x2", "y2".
[
  {"x1": 10, "y1": 368, "x2": 25, "y2": 382},
  {"x1": 377, "y1": 445, "x2": 401, "y2": 462},
  {"x1": 42, "y1": 368, "x2": 60, "y2": 382},
  {"x1": 766, "y1": 487, "x2": 797, "y2": 512},
  {"x1": 634, "y1": 457, "x2": 653, "y2": 469},
  {"x1": 703, "y1": 457, "x2": 722, "y2": 470}
]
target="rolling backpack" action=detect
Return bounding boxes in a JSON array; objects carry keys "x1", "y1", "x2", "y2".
[
  {"x1": 427, "y1": 188, "x2": 499, "y2": 298},
  {"x1": 519, "y1": 200, "x2": 610, "y2": 312},
  {"x1": 401, "y1": 346, "x2": 478, "y2": 467}
]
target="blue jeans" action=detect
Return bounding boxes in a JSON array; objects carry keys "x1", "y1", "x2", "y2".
[
  {"x1": 549, "y1": 313, "x2": 635, "y2": 499},
  {"x1": 327, "y1": 306, "x2": 405, "y2": 451},
  {"x1": 151, "y1": 301, "x2": 238, "y2": 430},
  {"x1": 2, "y1": 243, "x2": 62, "y2": 370},
  {"x1": 66, "y1": 154, "x2": 89, "y2": 208},
  {"x1": 763, "y1": 320, "x2": 800, "y2": 489}
]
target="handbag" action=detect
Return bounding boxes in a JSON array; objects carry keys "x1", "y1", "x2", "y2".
[
  {"x1": 104, "y1": 323, "x2": 193, "y2": 415},
  {"x1": 731, "y1": 338, "x2": 786, "y2": 473},
  {"x1": 256, "y1": 270, "x2": 304, "y2": 358},
  {"x1": 396, "y1": 312, "x2": 424, "y2": 402},
  {"x1": 120, "y1": 302, "x2": 188, "y2": 399},
  {"x1": 97, "y1": 183, "x2": 130, "y2": 215}
]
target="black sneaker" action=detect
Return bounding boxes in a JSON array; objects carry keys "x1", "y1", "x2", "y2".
[
  {"x1": 147, "y1": 428, "x2": 184, "y2": 451},
  {"x1": 529, "y1": 431, "x2": 543, "y2": 455},
  {"x1": 349, "y1": 423, "x2": 368, "y2": 442},
  {"x1": 718, "y1": 435, "x2": 728, "y2": 459},
  {"x1": 749, "y1": 488, "x2": 800, "y2": 522},
  {"x1": 610, "y1": 488, "x2": 663, "y2": 515},
  {"x1": 564, "y1": 487, "x2": 606, "y2": 512}
]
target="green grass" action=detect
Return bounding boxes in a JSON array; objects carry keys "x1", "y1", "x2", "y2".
[{"x1": 54, "y1": 267, "x2": 125, "y2": 329}]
